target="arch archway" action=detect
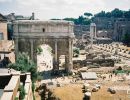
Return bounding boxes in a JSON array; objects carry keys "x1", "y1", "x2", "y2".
[{"x1": 13, "y1": 20, "x2": 74, "y2": 73}]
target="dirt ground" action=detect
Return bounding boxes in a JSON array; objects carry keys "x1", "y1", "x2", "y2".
[
  {"x1": 91, "y1": 86, "x2": 129, "y2": 100},
  {"x1": 51, "y1": 84, "x2": 84, "y2": 100},
  {"x1": 51, "y1": 82, "x2": 130, "y2": 100},
  {"x1": 34, "y1": 91, "x2": 41, "y2": 100}
]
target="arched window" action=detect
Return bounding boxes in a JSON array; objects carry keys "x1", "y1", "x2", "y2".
[{"x1": 0, "y1": 32, "x2": 3, "y2": 40}]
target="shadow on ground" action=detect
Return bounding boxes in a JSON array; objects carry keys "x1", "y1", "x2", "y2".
[{"x1": 39, "y1": 69, "x2": 69, "y2": 80}]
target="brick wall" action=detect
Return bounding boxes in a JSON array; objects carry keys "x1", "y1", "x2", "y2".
[
  {"x1": 0, "y1": 22, "x2": 7, "y2": 40},
  {"x1": 24, "y1": 73, "x2": 33, "y2": 100}
]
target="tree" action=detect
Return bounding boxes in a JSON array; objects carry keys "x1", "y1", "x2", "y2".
[
  {"x1": 94, "y1": 9, "x2": 125, "y2": 18},
  {"x1": 51, "y1": 18, "x2": 61, "y2": 20},
  {"x1": 36, "y1": 46, "x2": 43, "y2": 55},
  {"x1": 74, "y1": 16, "x2": 91, "y2": 25},
  {"x1": 105, "y1": 12, "x2": 111, "y2": 18},
  {"x1": 73, "y1": 48, "x2": 80, "y2": 57},
  {"x1": 94, "y1": 11, "x2": 106, "y2": 17},
  {"x1": 124, "y1": 10, "x2": 130, "y2": 18},
  {"x1": 111, "y1": 8, "x2": 123, "y2": 18},
  {"x1": 82, "y1": 18, "x2": 91, "y2": 25},
  {"x1": 75, "y1": 16, "x2": 84, "y2": 25},
  {"x1": 19, "y1": 85, "x2": 26, "y2": 100},
  {"x1": 63, "y1": 18, "x2": 76, "y2": 22},
  {"x1": 122, "y1": 33, "x2": 130, "y2": 46},
  {"x1": 84, "y1": 12, "x2": 93, "y2": 17},
  {"x1": 8, "y1": 53, "x2": 37, "y2": 81}
]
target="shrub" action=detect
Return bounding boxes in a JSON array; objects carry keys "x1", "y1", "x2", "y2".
[
  {"x1": 32, "y1": 82, "x2": 35, "y2": 93},
  {"x1": 73, "y1": 47, "x2": 80, "y2": 57},
  {"x1": 15, "y1": 97, "x2": 19, "y2": 100},
  {"x1": 73, "y1": 48, "x2": 80, "y2": 54},
  {"x1": 115, "y1": 70, "x2": 126, "y2": 74},
  {"x1": 8, "y1": 53, "x2": 37, "y2": 81},
  {"x1": 36, "y1": 46, "x2": 43, "y2": 54},
  {"x1": 19, "y1": 85, "x2": 26, "y2": 100}
]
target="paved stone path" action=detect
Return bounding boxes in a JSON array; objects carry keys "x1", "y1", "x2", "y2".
[{"x1": 37, "y1": 44, "x2": 53, "y2": 72}]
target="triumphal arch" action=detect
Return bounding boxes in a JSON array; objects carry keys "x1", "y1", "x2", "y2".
[{"x1": 13, "y1": 20, "x2": 74, "y2": 73}]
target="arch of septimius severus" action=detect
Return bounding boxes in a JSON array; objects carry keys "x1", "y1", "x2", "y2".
[{"x1": 13, "y1": 20, "x2": 75, "y2": 73}]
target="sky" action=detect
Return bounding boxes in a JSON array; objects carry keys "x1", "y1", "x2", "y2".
[{"x1": 0, "y1": 0, "x2": 130, "y2": 20}]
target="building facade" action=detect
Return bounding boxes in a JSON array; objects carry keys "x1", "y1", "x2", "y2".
[{"x1": 0, "y1": 13, "x2": 7, "y2": 40}]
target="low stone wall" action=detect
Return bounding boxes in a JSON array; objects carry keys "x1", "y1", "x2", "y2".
[
  {"x1": 1, "y1": 72, "x2": 20, "y2": 100},
  {"x1": 0, "y1": 72, "x2": 33, "y2": 100},
  {"x1": 0, "y1": 75, "x2": 11, "y2": 89},
  {"x1": 24, "y1": 73, "x2": 33, "y2": 100}
]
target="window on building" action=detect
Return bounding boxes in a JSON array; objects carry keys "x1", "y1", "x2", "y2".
[
  {"x1": 0, "y1": 32, "x2": 3, "y2": 40},
  {"x1": 42, "y1": 28, "x2": 45, "y2": 32}
]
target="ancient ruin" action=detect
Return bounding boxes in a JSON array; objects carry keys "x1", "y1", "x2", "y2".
[{"x1": 13, "y1": 20, "x2": 75, "y2": 73}]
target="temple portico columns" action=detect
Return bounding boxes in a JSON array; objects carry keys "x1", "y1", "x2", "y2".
[
  {"x1": 54, "y1": 39, "x2": 58, "y2": 62},
  {"x1": 57, "y1": 54, "x2": 60, "y2": 67},
  {"x1": 68, "y1": 39, "x2": 73, "y2": 72},
  {"x1": 65, "y1": 55, "x2": 68, "y2": 71},
  {"x1": 30, "y1": 39, "x2": 34, "y2": 60},
  {"x1": 65, "y1": 39, "x2": 73, "y2": 73},
  {"x1": 14, "y1": 37, "x2": 18, "y2": 59},
  {"x1": 53, "y1": 39, "x2": 58, "y2": 70}
]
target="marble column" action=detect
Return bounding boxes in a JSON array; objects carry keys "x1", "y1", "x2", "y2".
[
  {"x1": 30, "y1": 39, "x2": 34, "y2": 60},
  {"x1": 14, "y1": 24, "x2": 19, "y2": 60},
  {"x1": 57, "y1": 54, "x2": 60, "y2": 68},
  {"x1": 15, "y1": 37, "x2": 18, "y2": 59},
  {"x1": 65, "y1": 55, "x2": 69, "y2": 72},
  {"x1": 53, "y1": 39, "x2": 58, "y2": 70},
  {"x1": 55, "y1": 39, "x2": 58, "y2": 62},
  {"x1": 69, "y1": 39, "x2": 73, "y2": 71},
  {"x1": 66, "y1": 39, "x2": 73, "y2": 73}
]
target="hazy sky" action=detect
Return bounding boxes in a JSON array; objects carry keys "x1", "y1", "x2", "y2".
[{"x1": 0, "y1": 0, "x2": 130, "y2": 20}]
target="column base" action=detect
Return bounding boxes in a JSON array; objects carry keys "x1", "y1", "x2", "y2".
[
  {"x1": 51, "y1": 61, "x2": 60, "y2": 76},
  {"x1": 53, "y1": 61, "x2": 59, "y2": 71},
  {"x1": 65, "y1": 62, "x2": 73, "y2": 74}
]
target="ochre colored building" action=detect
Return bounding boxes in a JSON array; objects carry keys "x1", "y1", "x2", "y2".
[{"x1": 0, "y1": 13, "x2": 7, "y2": 40}]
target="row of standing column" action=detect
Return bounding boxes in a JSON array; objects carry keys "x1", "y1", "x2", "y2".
[
  {"x1": 53, "y1": 39, "x2": 59, "y2": 71},
  {"x1": 67, "y1": 39, "x2": 73, "y2": 73}
]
